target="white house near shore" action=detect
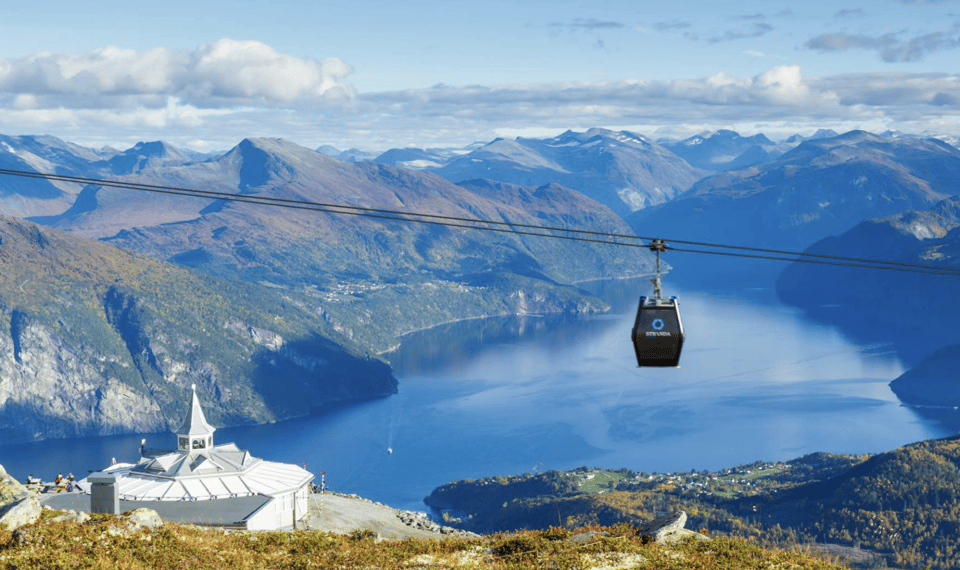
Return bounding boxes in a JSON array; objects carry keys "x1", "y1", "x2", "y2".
[{"x1": 45, "y1": 385, "x2": 313, "y2": 531}]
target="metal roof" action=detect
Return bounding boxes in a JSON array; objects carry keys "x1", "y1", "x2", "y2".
[
  {"x1": 135, "y1": 442, "x2": 258, "y2": 479},
  {"x1": 78, "y1": 450, "x2": 312, "y2": 502},
  {"x1": 68, "y1": 386, "x2": 313, "y2": 505}
]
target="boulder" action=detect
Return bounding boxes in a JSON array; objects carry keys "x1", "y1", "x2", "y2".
[
  {"x1": 0, "y1": 464, "x2": 30, "y2": 503},
  {"x1": 0, "y1": 496, "x2": 41, "y2": 531},
  {"x1": 638, "y1": 511, "x2": 709, "y2": 544},
  {"x1": 0, "y1": 465, "x2": 40, "y2": 531},
  {"x1": 659, "y1": 527, "x2": 710, "y2": 544},
  {"x1": 106, "y1": 508, "x2": 163, "y2": 536}
]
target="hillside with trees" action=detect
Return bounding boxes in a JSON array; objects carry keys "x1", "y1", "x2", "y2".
[{"x1": 427, "y1": 435, "x2": 960, "y2": 569}]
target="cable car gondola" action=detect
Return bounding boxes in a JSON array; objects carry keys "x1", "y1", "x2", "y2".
[{"x1": 632, "y1": 239, "x2": 684, "y2": 367}]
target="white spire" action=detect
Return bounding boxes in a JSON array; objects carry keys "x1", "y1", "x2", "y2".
[{"x1": 176, "y1": 385, "x2": 215, "y2": 447}]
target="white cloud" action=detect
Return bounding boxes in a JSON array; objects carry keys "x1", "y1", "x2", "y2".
[
  {"x1": 814, "y1": 72, "x2": 960, "y2": 107},
  {"x1": 350, "y1": 66, "x2": 956, "y2": 145},
  {"x1": 0, "y1": 39, "x2": 355, "y2": 106},
  {"x1": 754, "y1": 65, "x2": 816, "y2": 104},
  {"x1": 806, "y1": 24, "x2": 960, "y2": 62},
  {"x1": 185, "y1": 39, "x2": 354, "y2": 101},
  {"x1": 1, "y1": 50, "x2": 959, "y2": 152}
]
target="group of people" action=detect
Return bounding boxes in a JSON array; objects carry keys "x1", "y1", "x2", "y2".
[{"x1": 26, "y1": 472, "x2": 76, "y2": 493}]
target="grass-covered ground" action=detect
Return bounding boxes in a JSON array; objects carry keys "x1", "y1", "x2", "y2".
[
  {"x1": 428, "y1": 441, "x2": 960, "y2": 569},
  {"x1": 0, "y1": 514, "x2": 851, "y2": 570},
  {"x1": 576, "y1": 470, "x2": 628, "y2": 494}
]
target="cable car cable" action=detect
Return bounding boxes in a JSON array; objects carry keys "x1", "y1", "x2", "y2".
[
  {"x1": 8, "y1": 167, "x2": 959, "y2": 274},
  {"x1": 1, "y1": 167, "x2": 959, "y2": 277},
  {"x1": 0, "y1": 167, "x2": 639, "y2": 239},
  {"x1": 669, "y1": 247, "x2": 960, "y2": 276},
  {"x1": 645, "y1": 237, "x2": 960, "y2": 275}
]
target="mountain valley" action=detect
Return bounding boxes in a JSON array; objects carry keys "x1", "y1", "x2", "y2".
[
  {"x1": 2, "y1": 126, "x2": 959, "y2": 450},
  {"x1": 0, "y1": 133, "x2": 649, "y2": 442}
]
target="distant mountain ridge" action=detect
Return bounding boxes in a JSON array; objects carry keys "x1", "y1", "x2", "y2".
[
  {"x1": 0, "y1": 133, "x2": 650, "y2": 445},
  {"x1": 1, "y1": 134, "x2": 648, "y2": 327},
  {"x1": 425, "y1": 128, "x2": 706, "y2": 217},
  {"x1": 628, "y1": 130, "x2": 960, "y2": 285},
  {"x1": 0, "y1": 135, "x2": 110, "y2": 217},
  {"x1": 82, "y1": 138, "x2": 647, "y2": 301},
  {"x1": 316, "y1": 145, "x2": 378, "y2": 163},
  {"x1": 660, "y1": 128, "x2": 839, "y2": 172},
  {"x1": 372, "y1": 143, "x2": 481, "y2": 170},
  {"x1": 99, "y1": 140, "x2": 205, "y2": 174},
  {"x1": 661, "y1": 129, "x2": 780, "y2": 171}
]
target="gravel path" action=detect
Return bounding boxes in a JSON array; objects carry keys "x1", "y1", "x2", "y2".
[{"x1": 299, "y1": 493, "x2": 476, "y2": 540}]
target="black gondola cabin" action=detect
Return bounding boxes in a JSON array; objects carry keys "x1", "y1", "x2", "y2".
[{"x1": 631, "y1": 295, "x2": 684, "y2": 367}]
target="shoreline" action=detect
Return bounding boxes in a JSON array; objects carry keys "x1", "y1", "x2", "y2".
[
  {"x1": 376, "y1": 274, "x2": 653, "y2": 356},
  {"x1": 378, "y1": 274, "x2": 653, "y2": 356}
]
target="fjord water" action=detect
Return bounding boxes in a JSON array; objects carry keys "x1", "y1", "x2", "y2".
[{"x1": 0, "y1": 281, "x2": 949, "y2": 512}]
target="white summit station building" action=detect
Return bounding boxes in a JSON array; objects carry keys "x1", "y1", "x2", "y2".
[{"x1": 46, "y1": 385, "x2": 314, "y2": 531}]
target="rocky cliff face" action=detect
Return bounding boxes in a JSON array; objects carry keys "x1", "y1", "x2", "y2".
[
  {"x1": 0, "y1": 315, "x2": 166, "y2": 439},
  {"x1": 0, "y1": 215, "x2": 398, "y2": 442}
]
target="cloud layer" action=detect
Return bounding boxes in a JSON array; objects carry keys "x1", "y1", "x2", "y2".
[
  {"x1": 806, "y1": 23, "x2": 960, "y2": 63},
  {"x1": 0, "y1": 40, "x2": 958, "y2": 151},
  {"x1": 0, "y1": 39, "x2": 355, "y2": 107}
]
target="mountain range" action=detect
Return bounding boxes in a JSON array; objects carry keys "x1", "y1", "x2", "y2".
[
  {"x1": 424, "y1": 128, "x2": 705, "y2": 217},
  {"x1": 627, "y1": 130, "x2": 960, "y2": 285},
  {"x1": 776, "y1": 194, "x2": 960, "y2": 389},
  {"x1": 320, "y1": 128, "x2": 960, "y2": 253},
  {"x1": 659, "y1": 129, "x2": 829, "y2": 172},
  {"x1": 333, "y1": 128, "x2": 708, "y2": 217},
  {"x1": 43, "y1": 138, "x2": 643, "y2": 337},
  {"x1": 4, "y1": 125, "x2": 960, "y2": 441},
  {"x1": 0, "y1": 133, "x2": 649, "y2": 441}
]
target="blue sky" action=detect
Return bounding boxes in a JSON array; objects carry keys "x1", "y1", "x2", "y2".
[{"x1": 1, "y1": 0, "x2": 958, "y2": 152}]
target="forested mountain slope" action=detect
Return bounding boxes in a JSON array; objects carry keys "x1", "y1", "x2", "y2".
[
  {"x1": 428, "y1": 435, "x2": 960, "y2": 569},
  {"x1": 0, "y1": 215, "x2": 396, "y2": 441}
]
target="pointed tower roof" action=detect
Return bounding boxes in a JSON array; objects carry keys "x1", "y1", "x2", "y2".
[{"x1": 177, "y1": 384, "x2": 215, "y2": 438}]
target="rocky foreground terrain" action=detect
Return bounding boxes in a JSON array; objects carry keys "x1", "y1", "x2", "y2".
[{"x1": 0, "y1": 463, "x2": 852, "y2": 569}]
